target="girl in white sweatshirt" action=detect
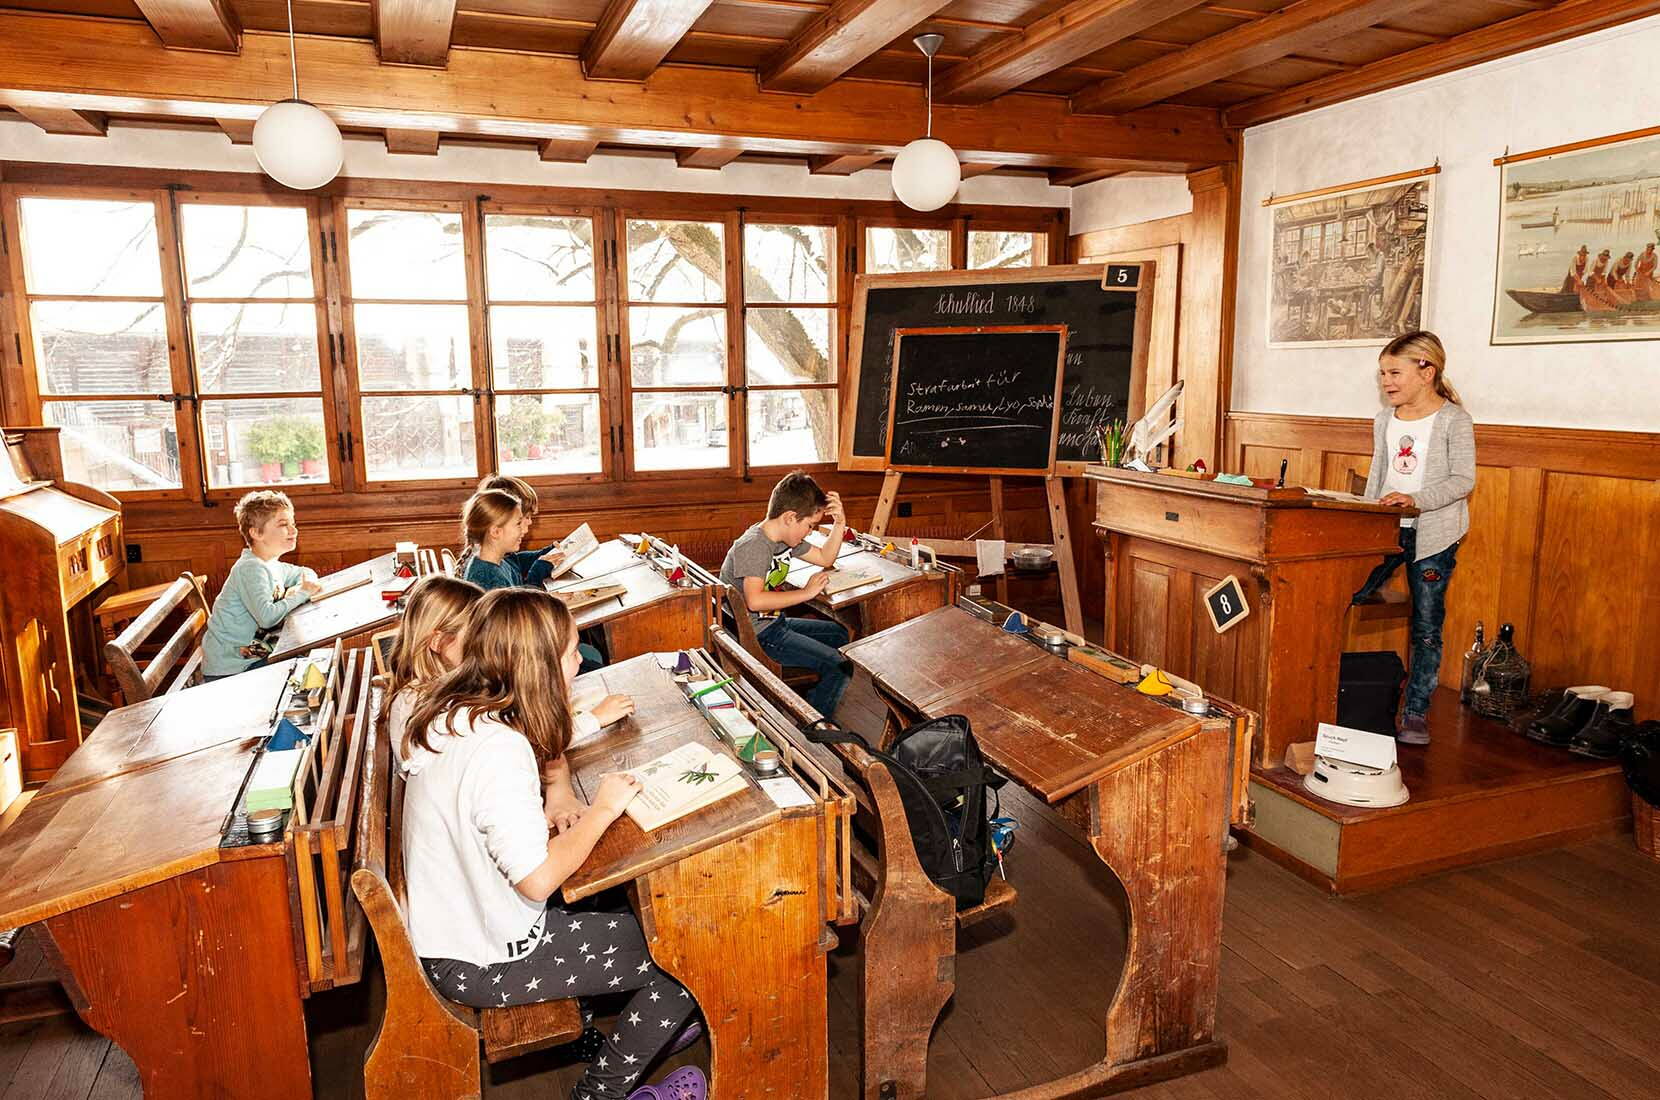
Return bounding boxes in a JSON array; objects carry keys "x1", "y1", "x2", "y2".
[{"x1": 400, "y1": 587, "x2": 704, "y2": 1100}]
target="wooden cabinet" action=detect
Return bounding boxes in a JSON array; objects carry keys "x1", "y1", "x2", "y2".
[
  {"x1": 0, "y1": 427, "x2": 124, "y2": 782},
  {"x1": 1089, "y1": 465, "x2": 1402, "y2": 764}
]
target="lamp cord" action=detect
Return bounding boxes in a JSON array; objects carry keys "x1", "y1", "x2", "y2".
[
  {"x1": 922, "y1": 51, "x2": 936, "y2": 138},
  {"x1": 287, "y1": 0, "x2": 300, "y2": 99}
]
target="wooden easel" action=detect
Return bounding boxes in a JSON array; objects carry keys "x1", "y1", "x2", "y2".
[{"x1": 866, "y1": 469, "x2": 1084, "y2": 636}]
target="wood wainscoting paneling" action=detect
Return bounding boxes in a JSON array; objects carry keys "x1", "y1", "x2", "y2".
[{"x1": 1227, "y1": 412, "x2": 1660, "y2": 721}]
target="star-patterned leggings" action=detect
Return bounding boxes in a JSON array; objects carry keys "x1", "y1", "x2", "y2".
[{"x1": 424, "y1": 903, "x2": 696, "y2": 1100}]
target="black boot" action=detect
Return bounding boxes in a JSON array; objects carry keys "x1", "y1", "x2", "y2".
[
  {"x1": 1526, "y1": 685, "x2": 1608, "y2": 746},
  {"x1": 1568, "y1": 691, "x2": 1635, "y2": 759}
]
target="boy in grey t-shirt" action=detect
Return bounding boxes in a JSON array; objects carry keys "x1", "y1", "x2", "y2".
[{"x1": 719, "y1": 471, "x2": 851, "y2": 717}]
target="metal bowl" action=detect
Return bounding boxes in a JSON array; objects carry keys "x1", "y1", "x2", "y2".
[{"x1": 1011, "y1": 546, "x2": 1053, "y2": 570}]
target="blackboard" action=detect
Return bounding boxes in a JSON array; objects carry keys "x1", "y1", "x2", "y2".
[
  {"x1": 885, "y1": 326, "x2": 1066, "y2": 475},
  {"x1": 841, "y1": 264, "x2": 1152, "y2": 474}
]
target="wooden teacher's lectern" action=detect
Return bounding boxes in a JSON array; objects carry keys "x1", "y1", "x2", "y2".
[{"x1": 1086, "y1": 465, "x2": 1405, "y2": 764}]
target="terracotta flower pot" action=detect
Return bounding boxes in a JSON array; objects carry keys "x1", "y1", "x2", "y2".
[{"x1": 260, "y1": 462, "x2": 282, "y2": 483}]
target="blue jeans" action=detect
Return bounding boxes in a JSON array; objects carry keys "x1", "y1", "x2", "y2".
[
  {"x1": 757, "y1": 615, "x2": 851, "y2": 718},
  {"x1": 1352, "y1": 527, "x2": 1460, "y2": 718}
]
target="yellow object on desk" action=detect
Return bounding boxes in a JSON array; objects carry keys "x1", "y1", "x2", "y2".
[{"x1": 1135, "y1": 669, "x2": 1175, "y2": 696}]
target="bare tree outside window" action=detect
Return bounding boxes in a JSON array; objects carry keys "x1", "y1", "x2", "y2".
[
  {"x1": 969, "y1": 230, "x2": 1043, "y2": 269},
  {"x1": 866, "y1": 227, "x2": 950, "y2": 274}
]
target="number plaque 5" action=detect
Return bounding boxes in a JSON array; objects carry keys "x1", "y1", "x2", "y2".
[{"x1": 1203, "y1": 574, "x2": 1250, "y2": 635}]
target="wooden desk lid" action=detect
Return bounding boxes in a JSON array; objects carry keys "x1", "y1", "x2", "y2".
[
  {"x1": 0, "y1": 483, "x2": 118, "y2": 542},
  {"x1": 845, "y1": 606, "x2": 1199, "y2": 803}
]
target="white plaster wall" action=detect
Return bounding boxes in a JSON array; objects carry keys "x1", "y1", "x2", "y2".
[
  {"x1": 1070, "y1": 174, "x2": 1192, "y2": 236},
  {"x1": 0, "y1": 119, "x2": 1068, "y2": 208},
  {"x1": 1232, "y1": 14, "x2": 1660, "y2": 432}
]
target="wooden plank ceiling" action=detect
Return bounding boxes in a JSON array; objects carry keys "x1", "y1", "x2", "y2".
[{"x1": 0, "y1": 0, "x2": 1653, "y2": 185}]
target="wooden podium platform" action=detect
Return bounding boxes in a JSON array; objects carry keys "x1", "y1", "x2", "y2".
[{"x1": 1085, "y1": 465, "x2": 1404, "y2": 764}]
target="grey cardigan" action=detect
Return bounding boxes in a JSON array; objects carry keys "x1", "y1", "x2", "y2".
[{"x1": 1363, "y1": 401, "x2": 1476, "y2": 561}]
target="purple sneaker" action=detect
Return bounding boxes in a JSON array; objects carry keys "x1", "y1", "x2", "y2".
[
  {"x1": 654, "y1": 1067, "x2": 707, "y2": 1100},
  {"x1": 665, "y1": 1018, "x2": 703, "y2": 1056},
  {"x1": 1397, "y1": 713, "x2": 1430, "y2": 746}
]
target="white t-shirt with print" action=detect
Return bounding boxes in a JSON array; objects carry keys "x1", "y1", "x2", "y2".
[
  {"x1": 1381, "y1": 408, "x2": 1439, "y2": 528},
  {"x1": 401, "y1": 707, "x2": 551, "y2": 966}
]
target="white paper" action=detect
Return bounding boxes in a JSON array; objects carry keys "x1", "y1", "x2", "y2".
[
  {"x1": 653, "y1": 651, "x2": 681, "y2": 670},
  {"x1": 784, "y1": 559, "x2": 824, "y2": 585},
  {"x1": 975, "y1": 539, "x2": 1006, "y2": 579},
  {"x1": 1314, "y1": 722, "x2": 1398, "y2": 770},
  {"x1": 759, "y1": 776, "x2": 813, "y2": 809}
]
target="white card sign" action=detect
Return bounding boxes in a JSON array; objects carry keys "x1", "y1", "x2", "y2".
[{"x1": 1314, "y1": 722, "x2": 1398, "y2": 771}]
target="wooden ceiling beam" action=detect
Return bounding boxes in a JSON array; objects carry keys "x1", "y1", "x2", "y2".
[
  {"x1": 374, "y1": 0, "x2": 459, "y2": 67},
  {"x1": 132, "y1": 0, "x2": 239, "y2": 53},
  {"x1": 1072, "y1": 0, "x2": 1434, "y2": 115},
  {"x1": 584, "y1": 0, "x2": 720, "y2": 81},
  {"x1": 215, "y1": 117, "x2": 255, "y2": 144},
  {"x1": 960, "y1": 162, "x2": 1004, "y2": 178},
  {"x1": 539, "y1": 139, "x2": 599, "y2": 163},
  {"x1": 0, "y1": 13, "x2": 1235, "y2": 169},
  {"x1": 1048, "y1": 166, "x2": 1124, "y2": 187},
  {"x1": 675, "y1": 147, "x2": 743, "y2": 169},
  {"x1": 808, "y1": 153, "x2": 884, "y2": 175},
  {"x1": 1226, "y1": 0, "x2": 1660, "y2": 127},
  {"x1": 934, "y1": 0, "x2": 1210, "y2": 104},
  {"x1": 7, "y1": 105, "x2": 108, "y2": 136},
  {"x1": 385, "y1": 128, "x2": 442, "y2": 154},
  {"x1": 760, "y1": 0, "x2": 955, "y2": 94}
]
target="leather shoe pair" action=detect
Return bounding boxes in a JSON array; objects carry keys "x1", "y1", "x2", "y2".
[
  {"x1": 1568, "y1": 691, "x2": 1636, "y2": 759},
  {"x1": 1526, "y1": 686, "x2": 1608, "y2": 746}
]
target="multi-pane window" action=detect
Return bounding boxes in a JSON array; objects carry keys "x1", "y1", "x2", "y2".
[
  {"x1": 483, "y1": 210, "x2": 605, "y2": 477},
  {"x1": 968, "y1": 229, "x2": 1043, "y2": 269},
  {"x1": 178, "y1": 200, "x2": 330, "y2": 490},
  {"x1": 623, "y1": 218, "x2": 730, "y2": 472},
  {"x1": 866, "y1": 226, "x2": 950, "y2": 274},
  {"x1": 18, "y1": 197, "x2": 184, "y2": 492},
  {"x1": 343, "y1": 204, "x2": 478, "y2": 482},
  {"x1": 744, "y1": 222, "x2": 836, "y2": 466}
]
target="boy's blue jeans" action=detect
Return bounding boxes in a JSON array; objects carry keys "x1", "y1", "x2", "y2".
[
  {"x1": 757, "y1": 615, "x2": 851, "y2": 718},
  {"x1": 1351, "y1": 527, "x2": 1461, "y2": 718}
]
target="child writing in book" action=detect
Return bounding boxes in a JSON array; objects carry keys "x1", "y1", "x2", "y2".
[
  {"x1": 385, "y1": 576, "x2": 634, "y2": 781},
  {"x1": 719, "y1": 470, "x2": 850, "y2": 718},
  {"x1": 203, "y1": 490, "x2": 322, "y2": 681},
  {"x1": 402, "y1": 588, "x2": 705, "y2": 1100}
]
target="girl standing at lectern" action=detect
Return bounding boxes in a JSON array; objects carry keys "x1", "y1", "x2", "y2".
[{"x1": 1351, "y1": 331, "x2": 1476, "y2": 746}]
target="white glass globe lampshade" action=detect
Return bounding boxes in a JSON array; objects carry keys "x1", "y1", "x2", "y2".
[
  {"x1": 891, "y1": 137, "x2": 961, "y2": 212},
  {"x1": 252, "y1": 99, "x2": 344, "y2": 191}
]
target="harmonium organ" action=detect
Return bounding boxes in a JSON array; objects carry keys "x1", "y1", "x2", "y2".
[{"x1": 0, "y1": 426, "x2": 124, "y2": 783}]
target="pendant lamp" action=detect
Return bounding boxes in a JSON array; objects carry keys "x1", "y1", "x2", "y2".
[
  {"x1": 890, "y1": 33, "x2": 961, "y2": 213},
  {"x1": 252, "y1": 0, "x2": 345, "y2": 191}
]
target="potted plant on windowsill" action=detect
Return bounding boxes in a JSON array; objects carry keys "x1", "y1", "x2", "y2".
[
  {"x1": 246, "y1": 420, "x2": 289, "y2": 483},
  {"x1": 291, "y1": 421, "x2": 326, "y2": 478},
  {"x1": 498, "y1": 401, "x2": 546, "y2": 465}
]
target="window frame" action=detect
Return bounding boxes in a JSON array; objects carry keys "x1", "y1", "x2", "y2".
[
  {"x1": 7, "y1": 184, "x2": 203, "y2": 501},
  {"x1": 175, "y1": 191, "x2": 341, "y2": 501},
  {"x1": 965, "y1": 222, "x2": 1049, "y2": 269},
  {"x1": 740, "y1": 212, "x2": 841, "y2": 473},
  {"x1": 478, "y1": 200, "x2": 615, "y2": 486},
  {"x1": 335, "y1": 196, "x2": 489, "y2": 491},
  {"x1": 858, "y1": 216, "x2": 960, "y2": 275}
]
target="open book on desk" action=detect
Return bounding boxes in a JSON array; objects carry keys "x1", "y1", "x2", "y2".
[
  {"x1": 783, "y1": 559, "x2": 881, "y2": 596},
  {"x1": 623, "y1": 741, "x2": 749, "y2": 831},
  {"x1": 546, "y1": 523, "x2": 601, "y2": 581}
]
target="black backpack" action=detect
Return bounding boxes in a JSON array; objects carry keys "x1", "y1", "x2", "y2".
[
  {"x1": 804, "y1": 716, "x2": 1006, "y2": 909},
  {"x1": 1620, "y1": 720, "x2": 1660, "y2": 808}
]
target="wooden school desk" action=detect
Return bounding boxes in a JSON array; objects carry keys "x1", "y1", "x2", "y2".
[
  {"x1": 271, "y1": 550, "x2": 401, "y2": 660},
  {"x1": 560, "y1": 651, "x2": 855, "y2": 1100},
  {"x1": 556, "y1": 537, "x2": 718, "y2": 661},
  {"x1": 797, "y1": 530, "x2": 955, "y2": 640},
  {"x1": 842, "y1": 605, "x2": 1239, "y2": 1099},
  {"x1": 0, "y1": 648, "x2": 377, "y2": 1099}
]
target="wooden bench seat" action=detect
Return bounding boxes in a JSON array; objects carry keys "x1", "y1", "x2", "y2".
[
  {"x1": 103, "y1": 571, "x2": 210, "y2": 704},
  {"x1": 351, "y1": 682, "x2": 582, "y2": 1098}
]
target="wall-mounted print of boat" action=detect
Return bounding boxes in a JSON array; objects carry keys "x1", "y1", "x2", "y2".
[{"x1": 1494, "y1": 127, "x2": 1660, "y2": 344}]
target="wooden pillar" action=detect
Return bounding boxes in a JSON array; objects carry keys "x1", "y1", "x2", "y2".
[{"x1": 1176, "y1": 165, "x2": 1239, "y2": 473}]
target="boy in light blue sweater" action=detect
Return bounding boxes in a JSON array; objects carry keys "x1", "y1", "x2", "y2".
[{"x1": 203, "y1": 490, "x2": 321, "y2": 680}]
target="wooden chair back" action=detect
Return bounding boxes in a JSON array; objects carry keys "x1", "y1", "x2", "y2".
[
  {"x1": 350, "y1": 686, "x2": 580, "y2": 1098},
  {"x1": 719, "y1": 583, "x2": 820, "y2": 689},
  {"x1": 103, "y1": 572, "x2": 210, "y2": 704}
]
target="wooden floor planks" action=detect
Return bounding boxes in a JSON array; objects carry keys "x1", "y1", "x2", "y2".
[{"x1": 4, "y1": 829, "x2": 1660, "y2": 1100}]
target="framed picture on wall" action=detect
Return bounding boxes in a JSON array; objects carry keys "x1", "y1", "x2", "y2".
[
  {"x1": 1265, "y1": 168, "x2": 1436, "y2": 348},
  {"x1": 1492, "y1": 126, "x2": 1660, "y2": 344}
]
